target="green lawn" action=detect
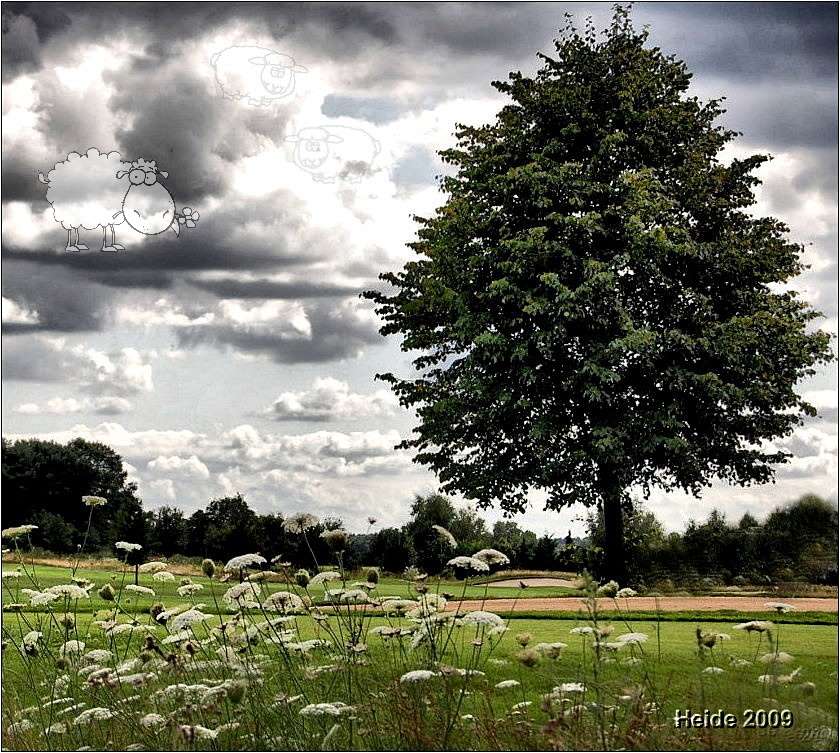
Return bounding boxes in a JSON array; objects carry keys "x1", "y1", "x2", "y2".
[{"x1": 3, "y1": 561, "x2": 838, "y2": 750}]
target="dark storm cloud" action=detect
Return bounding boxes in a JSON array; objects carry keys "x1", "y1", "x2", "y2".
[
  {"x1": 189, "y1": 278, "x2": 361, "y2": 299},
  {"x1": 2, "y1": 260, "x2": 112, "y2": 332},
  {"x1": 175, "y1": 299, "x2": 381, "y2": 364}
]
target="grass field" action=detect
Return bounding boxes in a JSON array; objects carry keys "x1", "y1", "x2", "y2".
[{"x1": 3, "y1": 557, "x2": 838, "y2": 750}]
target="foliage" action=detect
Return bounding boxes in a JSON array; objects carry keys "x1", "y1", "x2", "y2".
[
  {"x1": 364, "y1": 6, "x2": 834, "y2": 580},
  {"x1": 1, "y1": 438, "x2": 144, "y2": 552}
]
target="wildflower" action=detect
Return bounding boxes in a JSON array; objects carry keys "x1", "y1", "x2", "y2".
[
  {"x1": 224, "y1": 553, "x2": 267, "y2": 572},
  {"x1": 82, "y1": 496, "x2": 107, "y2": 507},
  {"x1": 473, "y1": 548, "x2": 510, "y2": 566},
  {"x1": 45, "y1": 722, "x2": 67, "y2": 735},
  {"x1": 82, "y1": 649, "x2": 112, "y2": 663},
  {"x1": 140, "y1": 713, "x2": 165, "y2": 728},
  {"x1": 283, "y1": 512, "x2": 319, "y2": 534},
  {"x1": 152, "y1": 571, "x2": 176, "y2": 582},
  {"x1": 320, "y1": 528, "x2": 348, "y2": 551},
  {"x1": 299, "y1": 702, "x2": 352, "y2": 717},
  {"x1": 74, "y1": 707, "x2": 113, "y2": 725},
  {"x1": 224, "y1": 582, "x2": 262, "y2": 605},
  {"x1": 340, "y1": 589, "x2": 369, "y2": 603},
  {"x1": 702, "y1": 666, "x2": 725, "y2": 675},
  {"x1": 616, "y1": 587, "x2": 638, "y2": 598},
  {"x1": 570, "y1": 626, "x2": 595, "y2": 636},
  {"x1": 597, "y1": 580, "x2": 620, "y2": 597},
  {"x1": 728, "y1": 656, "x2": 752, "y2": 668},
  {"x1": 2, "y1": 569, "x2": 22, "y2": 578},
  {"x1": 534, "y1": 642, "x2": 567, "y2": 658},
  {"x1": 555, "y1": 682, "x2": 585, "y2": 694},
  {"x1": 125, "y1": 585, "x2": 156, "y2": 596},
  {"x1": 760, "y1": 651, "x2": 795, "y2": 665},
  {"x1": 262, "y1": 591, "x2": 305, "y2": 613},
  {"x1": 400, "y1": 670, "x2": 438, "y2": 683},
  {"x1": 446, "y1": 556, "x2": 490, "y2": 573},
  {"x1": 461, "y1": 610, "x2": 505, "y2": 628},
  {"x1": 758, "y1": 667, "x2": 801, "y2": 685},
  {"x1": 201, "y1": 559, "x2": 216, "y2": 578},
  {"x1": 23, "y1": 631, "x2": 43, "y2": 648},
  {"x1": 115, "y1": 541, "x2": 142, "y2": 551},
  {"x1": 7, "y1": 720, "x2": 34, "y2": 735},
  {"x1": 432, "y1": 524, "x2": 457, "y2": 548},
  {"x1": 177, "y1": 583, "x2": 203, "y2": 596},
  {"x1": 138, "y1": 561, "x2": 169, "y2": 574},
  {"x1": 615, "y1": 632, "x2": 649, "y2": 645},
  {"x1": 2, "y1": 524, "x2": 39, "y2": 539},
  {"x1": 765, "y1": 602, "x2": 796, "y2": 613},
  {"x1": 733, "y1": 620, "x2": 774, "y2": 633},
  {"x1": 170, "y1": 609, "x2": 212, "y2": 632},
  {"x1": 622, "y1": 657, "x2": 642, "y2": 666},
  {"x1": 60, "y1": 640, "x2": 86, "y2": 657},
  {"x1": 310, "y1": 570, "x2": 342, "y2": 587},
  {"x1": 24, "y1": 589, "x2": 61, "y2": 606},
  {"x1": 495, "y1": 679, "x2": 520, "y2": 689}
]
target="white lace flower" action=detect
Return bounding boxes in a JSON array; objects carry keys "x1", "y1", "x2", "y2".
[
  {"x1": 472, "y1": 548, "x2": 510, "y2": 566},
  {"x1": 616, "y1": 588, "x2": 638, "y2": 598},
  {"x1": 299, "y1": 702, "x2": 351, "y2": 717},
  {"x1": 262, "y1": 590, "x2": 304, "y2": 613},
  {"x1": 177, "y1": 583, "x2": 203, "y2": 596},
  {"x1": 124, "y1": 585, "x2": 156, "y2": 596},
  {"x1": 461, "y1": 610, "x2": 505, "y2": 628},
  {"x1": 2, "y1": 524, "x2": 38, "y2": 539},
  {"x1": 82, "y1": 496, "x2": 107, "y2": 507},
  {"x1": 765, "y1": 602, "x2": 796, "y2": 613},
  {"x1": 170, "y1": 609, "x2": 212, "y2": 632},
  {"x1": 400, "y1": 670, "x2": 438, "y2": 683},
  {"x1": 73, "y1": 707, "x2": 113, "y2": 725},
  {"x1": 615, "y1": 632, "x2": 648, "y2": 644},
  {"x1": 115, "y1": 541, "x2": 142, "y2": 551},
  {"x1": 224, "y1": 553, "x2": 267, "y2": 572},
  {"x1": 495, "y1": 679, "x2": 520, "y2": 689},
  {"x1": 140, "y1": 713, "x2": 166, "y2": 728},
  {"x1": 702, "y1": 666, "x2": 725, "y2": 674},
  {"x1": 47, "y1": 584, "x2": 91, "y2": 599},
  {"x1": 60, "y1": 640, "x2": 86, "y2": 656},
  {"x1": 446, "y1": 556, "x2": 490, "y2": 573},
  {"x1": 309, "y1": 571, "x2": 342, "y2": 587},
  {"x1": 152, "y1": 571, "x2": 176, "y2": 582},
  {"x1": 138, "y1": 561, "x2": 169, "y2": 573},
  {"x1": 283, "y1": 513, "x2": 320, "y2": 534}
]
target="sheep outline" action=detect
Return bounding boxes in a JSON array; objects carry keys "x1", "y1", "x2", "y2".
[
  {"x1": 38, "y1": 148, "x2": 198, "y2": 252},
  {"x1": 286, "y1": 126, "x2": 381, "y2": 184},
  {"x1": 211, "y1": 45, "x2": 306, "y2": 107}
]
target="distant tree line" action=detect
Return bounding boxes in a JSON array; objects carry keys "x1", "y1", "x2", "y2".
[{"x1": 2, "y1": 438, "x2": 836, "y2": 584}]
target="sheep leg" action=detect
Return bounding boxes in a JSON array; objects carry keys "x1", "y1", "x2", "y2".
[
  {"x1": 101, "y1": 225, "x2": 124, "y2": 253},
  {"x1": 65, "y1": 228, "x2": 86, "y2": 252},
  {"x1": 110, "y1": 225, "x2": 125, "y2": 252},
  {"x1": 74, "y1": 228, "x2": 88, "y2": 251}
]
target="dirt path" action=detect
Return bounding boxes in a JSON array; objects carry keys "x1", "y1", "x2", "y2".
[
  {"x1": 447, "y1": 596, "x2": 838, "y2": 613},
  {"x1": 487, "y1": 577, "x2": 579, "y2": 588}
]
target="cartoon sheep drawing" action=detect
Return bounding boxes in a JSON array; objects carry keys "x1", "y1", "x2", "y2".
[
  {"x1": 211, "y1": 46, "x2": 306, "y2": 106},
  {"x1": 38, "y1": 148, "x2": 198, "y2": 252},
  {"x1": 286, "y1": 126, "x2": 381, "y2": 184}
]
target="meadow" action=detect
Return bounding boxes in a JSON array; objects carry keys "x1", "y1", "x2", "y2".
[{"x1": 2, "y1": 527, "x2": 838, "y2": 751}]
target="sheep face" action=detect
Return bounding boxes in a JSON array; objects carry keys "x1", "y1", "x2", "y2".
[
  {"x1": 259, "y1": 62, "x2": 295, "y2": 97},
  {"x1": 122, "y1": 181, "x2": 176, "y2": 235}
]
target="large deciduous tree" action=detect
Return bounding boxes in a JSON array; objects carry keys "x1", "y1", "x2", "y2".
[{"x1": 365, "y1": 8, "x2": 833, "y2": 580}]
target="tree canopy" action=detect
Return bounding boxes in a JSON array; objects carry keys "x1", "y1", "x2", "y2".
[{"x1": 365, "y1": 7, "x2": 834, "y2": 578}]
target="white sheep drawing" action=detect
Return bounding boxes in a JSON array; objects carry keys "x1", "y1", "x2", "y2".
[
  {"x1": 38, "y1": 148, "x2": 199, "y2": 252},
  {"x1": 211, "y1": 46, "x2": 306, "y2": 107}
]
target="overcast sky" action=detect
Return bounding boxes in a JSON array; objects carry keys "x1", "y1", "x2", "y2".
[{"x1": 2, "y1": 2, "x2": 837, "y2": 535}]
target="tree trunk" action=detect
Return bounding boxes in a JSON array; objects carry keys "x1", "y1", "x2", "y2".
[{"x1": 601, "y1": 471, "x2": 627, "y2": 584}]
